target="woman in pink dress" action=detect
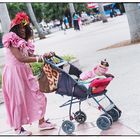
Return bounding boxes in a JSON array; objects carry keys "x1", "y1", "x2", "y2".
[{"x1": 2, "y1": 12, "x2": 55, "y2": 135}]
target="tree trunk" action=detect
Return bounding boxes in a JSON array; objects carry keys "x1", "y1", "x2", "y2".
[
  {"x1": 68, "y1": 3, "x2": 75, "y2": 17},
  {"x1": 98, "y1": 3, "x2": 108, "y2": 23},
  {"x1": 0, "y1": 3, "x2": 11, "y2": 33},
  {"x1": 68, "y1": 3, "x2": 75, "y2": 28},
  {"x1": 124, "y1": 3, "x2": 140, "y2": 43},
  {"x1": 26, "y1": 3, "x2": 46, "y2": 39}
]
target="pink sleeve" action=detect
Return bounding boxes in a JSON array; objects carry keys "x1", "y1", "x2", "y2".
[
  {"x1": 80, "y1": 70, "x2": 96, "y2": 80},
  {"x1": 2, "y1": 32, "x2": 26, "y2": 49},
  {"x1": 27, "y1": 41, "x2": 35, "y2": 55}
]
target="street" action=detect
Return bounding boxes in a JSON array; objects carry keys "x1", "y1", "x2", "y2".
[{"x1": 0, "y1": 14, "x2": 140, "y2": 135}]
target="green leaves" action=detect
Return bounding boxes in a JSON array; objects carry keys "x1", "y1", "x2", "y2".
[
  {"x1": 7, "y1": 3, "x2": 26, "y2": 19},
  {"x1": 30, "y1": 62, "x2": 43, "y2": 76},
  {"x1": 7, "y1": 3, "x2": 90, "y2": 23}
]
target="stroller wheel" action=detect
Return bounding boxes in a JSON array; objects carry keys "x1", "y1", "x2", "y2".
[
  {"x1": 101, "y1": 113, "x2": 113, "y2": 124},
  {"x1": 61, "y1": 120, "x2": 75, "y2": 134},
  {"x1": 74, "y1": 111, "x2": 87, "y2": 124},
  {"x1": 107, "y1": 108, "x2": 119, "y2": 122},
  {"x1": 96, "y1": 115, "x2": 112, "y2": 130},
  {"x1": 113, "y1": 106, "x2": 122, "y2": 118}
]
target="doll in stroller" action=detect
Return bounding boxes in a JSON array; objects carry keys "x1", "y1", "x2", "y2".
[{"x1": 38, "y1": 55, "x2": 122, "y2": 134}]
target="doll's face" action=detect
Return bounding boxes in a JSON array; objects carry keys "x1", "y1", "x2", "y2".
[{"x1": 99, "y1": 64, "x2": 107, "y2": 70}]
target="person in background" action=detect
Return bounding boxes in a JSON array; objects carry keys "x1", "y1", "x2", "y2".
[
  {"x1": 73, "y1": 13, "x2": 80, "y2": 31},
  {"x1": 2, "y1": 12, "x2": 56, "y2": 136},
  {"x1": 63, "y1": 16, "x2": 69, "y2": 29}
]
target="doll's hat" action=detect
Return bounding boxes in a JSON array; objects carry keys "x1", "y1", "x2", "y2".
[
  {"x1": 101, "y1": 59, "x2": 109, "y2": 67},
  {"x1": 10, "y1": 12, "x2": 30, "y2": 29}
]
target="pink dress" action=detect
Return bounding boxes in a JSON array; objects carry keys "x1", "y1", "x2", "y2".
[{"x1": 2, "y1": 32, "x2": 47, "y2": 129}]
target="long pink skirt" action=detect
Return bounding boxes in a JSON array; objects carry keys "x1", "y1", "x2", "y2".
[{"x1": 2, "y1": 63, "x2": 47, "y2": 129}]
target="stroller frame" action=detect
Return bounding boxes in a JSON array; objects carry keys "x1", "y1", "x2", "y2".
[{"x1": 44, "y1": 55, "x2": 122, "y2": 134}]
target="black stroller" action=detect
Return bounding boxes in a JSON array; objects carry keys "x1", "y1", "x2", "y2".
[{"x1": 42, "y1": 55, "x2": 122, "y2": 134}]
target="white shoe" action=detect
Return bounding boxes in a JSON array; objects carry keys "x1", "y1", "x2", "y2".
[
  {"x1": 39, "y1": 120, "x2": 56, "y2": 131},
  {"x1": 15, "y1": 127, "x2": 32, "y2": 136}
]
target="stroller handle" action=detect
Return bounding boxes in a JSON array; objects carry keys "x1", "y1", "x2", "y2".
[
  {"x1": 44, "y1": 54, "x2": 67, "y2": 67},
  {"x1": 54, "y1": 54, "x2": 63, "y2": 61}
]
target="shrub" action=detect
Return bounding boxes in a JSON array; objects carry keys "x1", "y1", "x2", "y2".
[
  {"x1": 61, "y1": 55, "x2": 76, "y2": 62},
  {"x1": 30, "y1": 62, "x2": 43, "y2": 76}
]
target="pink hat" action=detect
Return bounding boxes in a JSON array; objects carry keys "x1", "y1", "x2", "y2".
[
  {"x1": 10, "y1": 12, "x2": 30, "y2": 29},
  {"x1": 93, "y1": 64, "x2": 108, "y2": 75}
]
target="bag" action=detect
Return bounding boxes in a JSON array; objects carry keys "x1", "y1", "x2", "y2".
[
  {"x1": 56, "y1": 71, "x2": 87, "y2": 99},
  {"x1": 38, "y1": 63, "x2": 59, "y2": 93}
]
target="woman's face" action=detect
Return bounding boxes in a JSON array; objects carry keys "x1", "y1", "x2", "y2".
[{"x1": 19, "y1": 24, "x2": 26, "y2": 39}]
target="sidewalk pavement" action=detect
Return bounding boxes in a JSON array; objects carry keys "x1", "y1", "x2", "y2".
[
  {"x1": 0, "y1": 14, "x2": 140, "y2": 135},
  {"x1": 0, "y1": 94, "x2": 139, "y2": 135}
]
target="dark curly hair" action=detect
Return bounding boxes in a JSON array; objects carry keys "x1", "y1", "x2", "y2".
[{"x1": 10, "y1": 24, "x2": 33, "y2": 41}]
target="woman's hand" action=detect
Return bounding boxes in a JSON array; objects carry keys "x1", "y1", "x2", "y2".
[{"x1": 43, "y1": 52, "x2": 55, "y2": 59}]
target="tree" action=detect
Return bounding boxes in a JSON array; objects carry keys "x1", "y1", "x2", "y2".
[
  {"x1": 98, "y1": 3, "x2": 108, "y2": 23},
  {"x1": 74, "y1": 3, "x2": 88, "y2": 13},
  {"x1": 32, "y1": 3, "x2": 43, "y2": 22},
  {"x1": 69, "y1": 3, "x2": 75, "y2": 17},
  {"x1": 0, "y1": 3, "x2": 11, "y2": 33},
  {"x1": 26, "y1": 3, "x2": 46, "y2": 39},
  {"x1": 7, "y1": 3, "x2": 26, "y2": 19},
  {"x1": 124, "y1": 3, "x2": 140, "y2": 43},
  {"x1": 42, "y1": 3, "x2": 67, "y2": 21}
]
